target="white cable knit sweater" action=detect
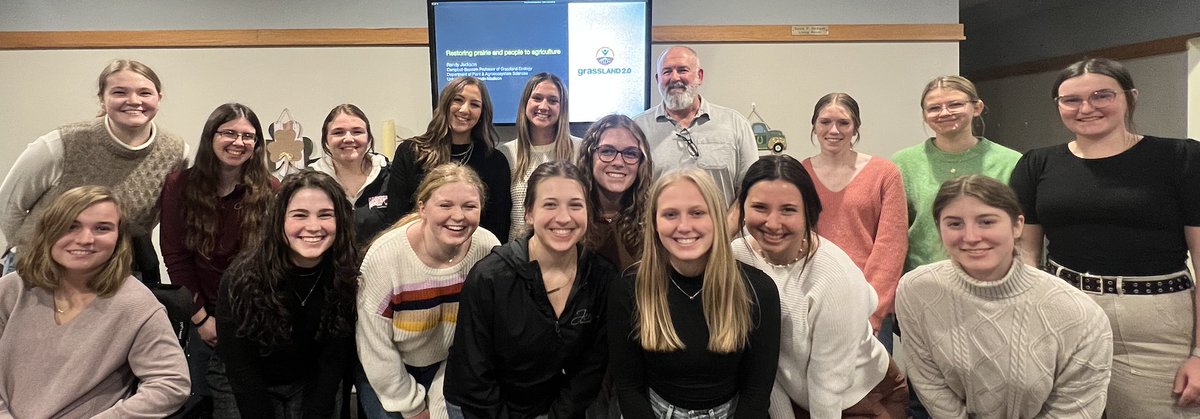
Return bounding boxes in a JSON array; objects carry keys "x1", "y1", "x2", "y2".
[{"x1": 896, "y1": 259, "x2": 1112, "y2": 419}]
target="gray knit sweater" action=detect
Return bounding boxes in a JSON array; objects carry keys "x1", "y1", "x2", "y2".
[
  {"x1": 896, "y1": 259, "x2": 1112, "y2": 419},
  {"x1": 12, "y1": 118, "x2": 185, "y2": 246}
]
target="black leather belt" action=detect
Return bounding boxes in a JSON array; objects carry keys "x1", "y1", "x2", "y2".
[{"x1": 1047, "y1": 261, "x2": 1193, "y2": 296}]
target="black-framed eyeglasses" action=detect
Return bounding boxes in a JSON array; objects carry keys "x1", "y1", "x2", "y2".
[
  {"x1": 674, "y1": 129, "x2": 700, "y2": 158},
  {"x1": 593, "y1": 146, "x2": 644, "y2": 164},
  {"x1": 1054, "y1": 89, "x2": 1128, "y2": 110},
  {"x1": 217, "y1": 130, "x2": 256, "y2": 143}
]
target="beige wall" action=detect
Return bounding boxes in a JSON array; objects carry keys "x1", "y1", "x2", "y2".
[
  {"x1": 0, "y1": 42, "x2": 957, "y2": 253},
  {"x1": 1190, "y1": 38, "x2": 1200, "y2": 139},
  {"x1": 659, "y1": 43, "x2": 960, "y2": 161},
  {"x1": 977, "y1": 52, "x2": 1190, "y2": 153}
]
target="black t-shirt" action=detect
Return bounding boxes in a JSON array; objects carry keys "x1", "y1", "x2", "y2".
[{"x1": 1010, "y1": 136, "x2": 1200, "y2": 275}]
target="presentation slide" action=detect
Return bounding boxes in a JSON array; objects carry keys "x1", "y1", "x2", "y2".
[{"x1": 430, "y1": 0, "x2": 649, "y2": 124}]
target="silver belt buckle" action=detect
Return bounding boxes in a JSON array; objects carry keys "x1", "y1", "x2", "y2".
[{"x1": 1081, "y1": 272, "x2": 1104, "y2": 295}]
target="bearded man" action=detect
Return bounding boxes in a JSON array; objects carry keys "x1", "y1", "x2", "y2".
[{"x1": 633, "y1": 46, "x2": 758, "y2": 207}]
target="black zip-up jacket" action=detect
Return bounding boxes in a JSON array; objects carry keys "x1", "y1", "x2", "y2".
[{"x1": 445, "y1": 237, "x2": 618, "y2": 419}]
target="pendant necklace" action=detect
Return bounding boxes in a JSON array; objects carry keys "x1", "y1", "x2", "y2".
[
  {"x1": 295, "y1": 269, "x2": 321, "y2": 307},
  {"x1": 670, "y1": 278, "x2": 702, "y2": 300}
]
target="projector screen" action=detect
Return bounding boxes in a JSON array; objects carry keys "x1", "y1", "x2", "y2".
[{"x1": 428, "y1": 0, "x2": 651, "y2": 125}]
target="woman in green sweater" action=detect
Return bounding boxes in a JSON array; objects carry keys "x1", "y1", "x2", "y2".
[{"x1": 891, "y1": 75, "x2": 1021, "y2": 274}]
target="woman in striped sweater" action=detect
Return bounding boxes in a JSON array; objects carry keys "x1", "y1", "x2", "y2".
[{"x1": 356, "y1": 163, "x2": 500, "y2": 419}]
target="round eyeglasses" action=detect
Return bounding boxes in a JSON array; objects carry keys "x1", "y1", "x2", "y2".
[{"x1": 1054, "y1": 90, "x2": 1128, "y2": 110}]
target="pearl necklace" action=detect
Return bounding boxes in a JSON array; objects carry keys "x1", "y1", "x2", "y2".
[{"x1": 760, "y1": 238, "x2": 808, "y2": 268}]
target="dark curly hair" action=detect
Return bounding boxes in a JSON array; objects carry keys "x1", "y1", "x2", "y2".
[{"x1": 224, "y1": 170, "x2": 360, "y2": 351}]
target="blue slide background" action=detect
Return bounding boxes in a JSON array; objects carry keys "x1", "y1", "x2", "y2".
[{"x1": 433, "y1": 2, "x2": 569, "y2": 124}]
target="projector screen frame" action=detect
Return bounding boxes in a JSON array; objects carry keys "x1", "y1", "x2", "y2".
[{"x1": 426, "y1": 0, "x2": 653, "y2": 126}]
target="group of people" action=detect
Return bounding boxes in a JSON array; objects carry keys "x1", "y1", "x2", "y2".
[{"x1": 0, "y1": 45, "x2": 1196, "y2": 419}]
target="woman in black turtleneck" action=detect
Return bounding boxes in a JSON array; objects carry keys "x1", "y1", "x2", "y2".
[{"x1": 216, "y1": 171, "x2": 360, "y2": 418}]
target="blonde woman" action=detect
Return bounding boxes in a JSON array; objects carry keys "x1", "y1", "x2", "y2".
[
  {"x1": 498, "y1": 73, "x2": 581, "y2": 240},
  {"x1": 0, "y1": 185, "x2": 190, "y2": 417},
  {"x1": 357, "y1": 163, "x2": 500, "y2": 419},
  {"x1": 609, "y1": 168, "x2": 780, "y2": 419}
]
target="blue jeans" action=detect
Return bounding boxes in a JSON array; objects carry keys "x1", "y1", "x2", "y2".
[
  {"x1": 447, "y1": 403, "x2": 547, "y2": 419},
  {"x1": 649, "y1": 389, "x2": 735, "y2": 419},
  {"x1": 356, "y1": 362, "x2": 402, "y2": 419},
  {"x1": 2, "y1": 250, "x2": 16, "y2": 276},
  {"x1": 877, "y1": 313, "x2": 896, "y2": 354}
]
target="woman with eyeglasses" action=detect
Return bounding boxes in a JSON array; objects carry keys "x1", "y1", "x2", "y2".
[
  {"x1": 891, "y1": 76, "x2": 1021, "y2": 274},
  {"x1": 1010, "y1": 57, "x2": 1200, "y2": 418},
  {"x1": 800, "y1": 93, "x2": 907, "y2": 343},
  {"x1": 158, "y1": 103, "x2": 277, "y2": 409},
  {"x1": 577, "y1": 114, "x2": 654, "y2": 270},
  {"x1": 609, "y1": 167, "x2": 780, "y2": 419},
  {"x1": 311, "y1": 104, "x2": 392, "y2": 246},
  {"x1": 891, "y1": 76, "x2": 1022, "y2": 419},
  {"x1": 498, "y1": 73, "x2": 581, "y2": 241},
  {"x1": 0, "y1": 59, "x2": 187, "y2": 277},
  {"x1": 388, "y1": 76, "x2": 512, "y2": 243}
]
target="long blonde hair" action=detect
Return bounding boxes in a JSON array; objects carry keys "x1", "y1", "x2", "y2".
[{"x1": 635, "y1": 168, "x2": 751, "y2": 353}]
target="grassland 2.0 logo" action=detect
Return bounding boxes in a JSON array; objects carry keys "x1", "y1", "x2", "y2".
[{"x1": 596, "y1": 47, "x2": 615, "y2": 65}]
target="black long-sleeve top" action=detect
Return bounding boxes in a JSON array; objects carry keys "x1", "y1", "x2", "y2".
[
  {"x1": 607, "y1": 263, "x2": 780, "y2": 419},
  {"x1": 386, "y1": 139, "x2": 512, "y2": 243},
  {"x1": 445, "y1": 238, "x2": 618, "y2": 418},
  {"x1": 216, "y1": 261, "x2": 352, "y2": 419}
]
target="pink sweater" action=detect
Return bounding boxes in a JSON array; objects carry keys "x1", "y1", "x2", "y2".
[
  {"x1": 802, "y1": 156, "x2": 908, "y2": 330},
  {"x1": 0, "y1": 273, "x2": 190, "y2": 418}
]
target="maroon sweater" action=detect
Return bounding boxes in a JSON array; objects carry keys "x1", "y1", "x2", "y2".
[{"x1": 159, "y1": 170, "x2": 278, "y2": 313}]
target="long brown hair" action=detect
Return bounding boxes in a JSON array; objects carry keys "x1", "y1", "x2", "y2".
[
  {"x1": 17, "y1": 186, "x2": 133, "y2": 297},
  {"x1": 513, "y1": 73, "x2": 574, "y2": 182},
  {"x1": 577, "y1": 114, "x2": 654, "y2": 252},
  {"x1": 635, "y1": 168, "x2": 751, "y2": 353},
  {"x1": 412, "y1": 77, "x2": 499, "y2": 171},
  {"x1": 182, "y1": 103, "x2": 273, "y2": 258}
]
